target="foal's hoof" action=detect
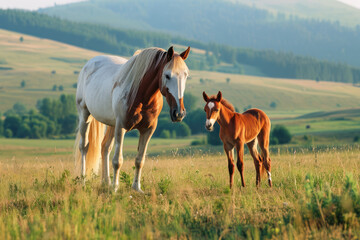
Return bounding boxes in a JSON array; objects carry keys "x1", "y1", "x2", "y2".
[
  {"x1": 131, "y1": 184, "x2": 144, "y2": 194},
  {"x1": 268, "y1": 180, "x2": 272, "y2": 188}
]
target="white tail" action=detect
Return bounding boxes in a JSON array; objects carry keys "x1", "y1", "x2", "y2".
[{"x1": 74, "y1": 116, "x2": 106, "y2": 176}]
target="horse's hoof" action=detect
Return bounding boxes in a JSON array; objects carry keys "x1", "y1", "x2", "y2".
[{"x1": 131, "y1": 184, "x2": 144, "y2": 194}]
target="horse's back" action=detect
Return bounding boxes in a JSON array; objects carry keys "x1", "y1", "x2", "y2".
[
  {"x1": 76, "y1": 55, "x2": 128, "y2": 126},
  {"x1": 241, "y1": 108, "x2": 271, "y2": 129}
]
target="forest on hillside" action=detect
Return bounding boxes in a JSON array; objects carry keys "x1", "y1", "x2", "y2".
[
  {"x1": 40, "y1": 0, "x2": 360, "y2": 67},
  {"x1": 0, "y1": 9, "x2": 360, "y2": 83}
]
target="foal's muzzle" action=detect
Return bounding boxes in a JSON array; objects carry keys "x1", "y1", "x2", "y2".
[
  {"x1": 205, "y1": 123, "x2": 214, "y2": 132},
  {"x1": 170, "y1": 108, "x2": 186, "y2": 122}
]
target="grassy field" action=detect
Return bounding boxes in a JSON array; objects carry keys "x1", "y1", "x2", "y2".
[{"x1": 0, "y1": 138, "x2": 360, "y2": 239}]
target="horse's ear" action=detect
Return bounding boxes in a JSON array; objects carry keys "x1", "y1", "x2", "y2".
[
  {"x1": 216, "y1": 91, "x2": 222, "y2": 102},
  {"x1": 180, "y1": 46, "x2": 190, "y2": 60},
  {"x1": 203, "y1": 91, "x2": 209, "y2": 102},
  {"x1": 167, "y1": 46, "x2": 174, "y2": 61}
]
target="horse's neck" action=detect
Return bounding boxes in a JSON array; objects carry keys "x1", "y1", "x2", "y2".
[
  {"x1": 218, "y1": 106, "x2": 235, "y2": 128},
  {"x1": 130, "y1": 67, "x2": 163, "y2": 110}
]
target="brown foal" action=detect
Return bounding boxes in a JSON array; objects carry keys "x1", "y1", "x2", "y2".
[{"x1": 203, "y1": 91, "x2": 272, "y2": 188}]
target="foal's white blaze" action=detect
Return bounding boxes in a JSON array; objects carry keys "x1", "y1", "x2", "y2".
[{"x1": 207, "y1": 102, "x2": 215, "y2": 110}]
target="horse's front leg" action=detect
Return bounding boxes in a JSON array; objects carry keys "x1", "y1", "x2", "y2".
[
  {"x1": 112, "y1": 122, "x2": 126, "y2": 192},
  {"x1": 224, "y1": 144, "x2": 235, "y2": 188},
  {"x1": 235, "y1": 141, "x2": 246, "y2": 187},
  {"x1": 132, "y1": 126, "x2": 156, "y2": 193}
]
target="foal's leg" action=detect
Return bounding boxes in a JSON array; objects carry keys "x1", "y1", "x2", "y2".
[
  {"x1": 78, "y1": 108, "x2": 90, "y2": 181},
  {"x1": 235, "y1": 141, "x2": 246, "y2": 187},
  {"x1": 101, "y1": 126, "x2": 114, "y2": 185},
  {"x1": 223, "y1": 144, "x2": 235, "y2": 188},
  {"x1": 112, "y1": 123, "x2": 126, "y2": 192},
  {"x1": 258, "y1": 131, "x2": 272, "y2": 187},
  {"x1": 132, "y1": 126, "x2": 156, "y2": 193},
  {"x1": 247, "y1": 138, "x2": 262, "y2": 187}
]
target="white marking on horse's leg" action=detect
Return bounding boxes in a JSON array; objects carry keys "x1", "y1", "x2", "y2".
[
  {"x1": 132, "y1": 127, "x2": 155, "y2": 193},
  {"x1": 267, "y1": 171, "x2": 272, "y2": 181},
  {"x1": 78, "y1": 110, "x2": 90, "y2": 183},
  {"x1": 112, "y1": 126, "x2": 125, "y2": 192}
]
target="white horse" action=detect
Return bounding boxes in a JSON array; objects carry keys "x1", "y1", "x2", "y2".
[{"x1": 75, "y1": 46, "x2": 190, "y2": 193}]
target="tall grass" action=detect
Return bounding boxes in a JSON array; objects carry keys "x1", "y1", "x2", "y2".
[{"x1": 0, "y1": 141, "x2": 359, "y2": 239}]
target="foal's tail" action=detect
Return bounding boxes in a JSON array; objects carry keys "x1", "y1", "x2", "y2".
[{"x1": 74, "y1": 116, "x2": 106, "y2": 176}]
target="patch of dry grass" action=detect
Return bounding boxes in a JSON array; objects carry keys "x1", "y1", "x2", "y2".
[{"x1": 0, "y1": 139, "x2": 359, "y2": 238}]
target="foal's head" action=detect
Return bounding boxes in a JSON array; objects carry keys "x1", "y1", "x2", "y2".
[
  {"x1": 203, "y1": 91, "x2": 223, "y2": 131},
  {"x1": 160, "y1": 46, "x2": 191, "y2": 122}
]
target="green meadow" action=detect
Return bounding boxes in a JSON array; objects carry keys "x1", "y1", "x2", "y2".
[
  {"x1": 0, "y1": 138, "x2": 360, "y2": 239},
  {"x1": 1, "y1": 28, "x2": 360, "y2": 238}
]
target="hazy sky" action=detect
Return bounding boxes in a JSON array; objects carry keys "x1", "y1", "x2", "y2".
[
  {"x1": 0, "y1": 0, "x2": 359, "y2": 10},
  {"x1": 0, "y1": 0, "x2": 85, "y2": 10}
]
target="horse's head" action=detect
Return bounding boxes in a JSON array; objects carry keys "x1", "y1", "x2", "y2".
[
  {"x1": 203, "y1": 91, "x2": 222, "y2": 131},
  {"x1": 160, "y1": 46, "x2": 190, "y2": 122}
]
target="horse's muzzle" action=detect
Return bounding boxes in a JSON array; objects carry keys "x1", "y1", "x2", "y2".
[
  {"x1": 170, "y1": 108, "x2": 186, "y2": 122},
  {"x1": 205, "y1": 124, "x2": 214, "y2": 132}
]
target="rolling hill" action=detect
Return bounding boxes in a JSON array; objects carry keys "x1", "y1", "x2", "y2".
[
  {"x1": 231, "y1": 0, "x2": 360, "y2": 28},
  {"x1": 1, "y1": 28, "x2": 360, "y2": 118},
  {"x1": 40, "y1": 0, "x2": 360, "y2": 67}
]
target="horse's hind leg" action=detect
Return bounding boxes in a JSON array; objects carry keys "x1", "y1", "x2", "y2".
[
  {"x1": 247, "y1": 138, "x2": 262, "y2": 187},
  {"x1": 112, "y1": 121, "x2": 126, "y2": 192},
  {"x1": 78, "y1": 105, "x2": 90, "y2": 180},
  {"x1": 258, "y1": 130, "x2": 272, "y2": 187},
  {"x1": 101, "y1": 126, "x2": 114, "y2": 185},
  {"x1": 224, "y1": 144, "x2": 235, "y2": 188}
]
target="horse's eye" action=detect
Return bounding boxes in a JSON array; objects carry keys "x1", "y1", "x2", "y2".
[
  {"x1": 214, "y1": 109, "x2": 219, "y2": 112},
  {"x1": 165, "y1": 74, "x2": 170, "y2": 80}
]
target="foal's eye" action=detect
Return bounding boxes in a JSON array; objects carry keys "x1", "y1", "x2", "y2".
[{"x1": 165, "y1": 74, "x2": 170, "y2": 80}]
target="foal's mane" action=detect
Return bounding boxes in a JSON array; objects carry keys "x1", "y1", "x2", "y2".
[
  {"x1": 209, "y1": 96, "x2": 235, "y2": 112},
  {"x1": 117, "y1": 47, "x2": 167, "y2": 106}
]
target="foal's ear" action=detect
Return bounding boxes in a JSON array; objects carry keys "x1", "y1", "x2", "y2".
[
  {"x1": 203, "y1": 91, "x2": 209, "y2": 102},
  {"x1": 180, "y1": 46, "x2": 190, "y2": 60},
  {"x1": 216, "y1": 91, "x2": 222, "y2": 102},
  {"x1": 167, "y1": 46, "x2": 174, "y2": 61}
]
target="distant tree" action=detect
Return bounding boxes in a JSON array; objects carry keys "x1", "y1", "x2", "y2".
[
  {"x1": 226, "y1": 78, "x2": 231, "y2": 84},
  {"x1": 59, "y1": 113, "x2": 77, "y2": 134},
  {"x1": 4, "y1": 129, "x2": 13, "y2": 138},
  {"x1": 207, "y1": 122, "x2": 222, "y2": 145},
  {"x1": 271, "y1": 125, "x2": 292, "y2": 144},
  {"x1": 20, "y1": 80, "x2": 26, "y2": 88},
  {"x1": 270, "y1": 101, "x2": 277, "y2": 109},
  {"x1": 51, "y1": 70, "x2": 56, "y2": 75},
  {"x1": 159, "y1": 129, "x2": 171, "y2": 138},
  {"x1": 183, "y1": 108, "x2": 206, "y2": 135},
  {"x1": 72, "y1": 83, "x2": 77, "y2": 88},
  {"x1": 0, "y1": 114, "x2": 3, "y2": 136},
  {"x1": 199, "y1": 78, "x2": 204, "y2": 84},
  {"x1": 354, "y1": 136, "x2": 359, "y2": 142},
  {"x1": 58, "y1": 85, "x2": 64, "y2": 91},
  {"x1": 19, "y1": 36, "x2": 23, "y2": 42},
  {"x1": 4, "y1": 115, "x2": 21, "y2": 137},
  {"x1": 52, "y1": 85, "x2": 57, "y2": 91},
  {"x1": 183, "y1": 93, "x2": 198, "y2": 113}
]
